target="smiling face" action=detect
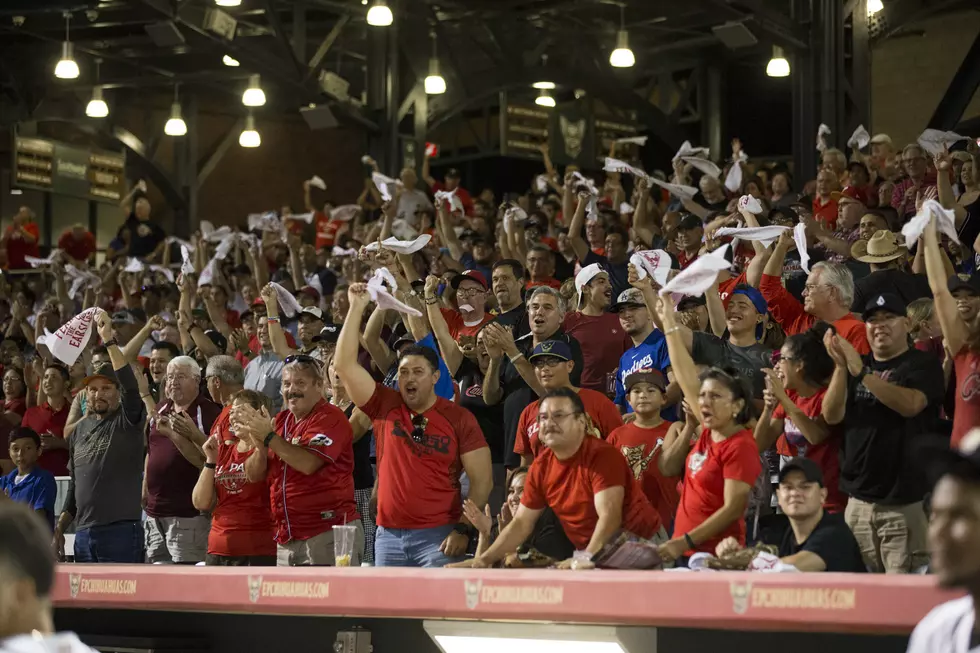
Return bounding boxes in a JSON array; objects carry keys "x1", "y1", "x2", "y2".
[
  {"x1": 281, "y1": 363, "x2": 322, "y2": 417},
  {"x1": 952, "y1": 289, "x2": 980, "y2": 322},
  {"x1": 41, "y1": 368, "x2": 67, "y2": 402},
  {"x1": 802, "y1": 268, "x2": 834, "y2": 315},
  {"x1": 166, "y1": 363, "x2": 200, "y2": 406},
  {"x1": 815, "y1": 169, "x2": 836, "y2": 196},
  {"x1": 928, "y1": 475, "x2": 980, "y2": 589},
  {"x1": 865, "y1": 311, "x2": 910, "y2": 358},
  {"x1": 2, "y1": 370, "x2": 25, "y2": 400},
  {"x1": 858, "y1": 214, "x2": 887, "y2": 242},
  {"x1": 584, "y1": 273, "x2": 612, "y2": 310},
  {"x1": 397, "y1": 354, "x2": 439, "y2": 411},
  {"x1": 585, "y1": 220, "x2": 605, "y2": 247},
  {"x1": 456, "y1": 279, "x2": 487, "y2": 313},
  {"x1": 776, "y1": 470, "x2": 826, "y2": 520},
  {"x1": 536, "y1": 395, "x2": 585, "y2": 451},
  {"x1": 149, "y1": 348, "x2": 174, "y2": 383},
  {"x1": 725, "y1": 294, "x2": 761, "y2": 337},
  {"x1": 298, "y1": 315, "x2": 324, "y2": 347},
  {"x1": 506, "y1": 471, "x2": 527, "y2": 515},
  {"x1": 902, "y1": 146, "x2": 927, "y2": 180}
]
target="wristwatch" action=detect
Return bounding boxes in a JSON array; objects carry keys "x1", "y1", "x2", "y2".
[
  {"x1": 103, "y1": 338, "x2": 118, "y2": 348},
  {"x1": 203, "y1": 462, "x2": 216, "y2": 470},
  {"x1": 263, "y1": 432, "x2": 277, "y2": 448},
  {"x1": 856, "y1": 365, "x2": 873, "y2": 382},
  {"x1": 452, "y1": 523, "x2": 473, "y2": 538}
]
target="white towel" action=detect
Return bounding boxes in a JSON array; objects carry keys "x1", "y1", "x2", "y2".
[
  {"x1": 793, "y1": 222, "x2": 811, "y2": 273},
  {"x1": 48, "y1": 307, "x2": 100, "y2": 367},
  {"x1": 816, "y1": 124, "x2": 831, "y2": 152},
  {"x1": 534, "y1": 174, "x2": 549, "y2": 193},
  {"x1": 149, "y1": 264, "x2": 174, "y2": 283},
  {"x1": 571, "y1": 171, "x2": 599, "y2": 196},
  {"x1": 629, "y1": 249, "x2": 673, "y2": 287},
  {"x1": 847, "y1": 125, "x2": 871, "y2": 150},
  {"x1": 672, "y1": 140, "x2": 711, "y2": 162},
  {"x1": 917, "y1": 129, "x2": 970, "y2": 156},
  {"x1": 200, "y1": 221, "x2": 232, "y2": 242},
  {"x1": 197, "y1": 258, "x2": 217, "y2": 287},
  {"x1": 329, "y1": 205, "x2": 360, "y2": 222},
  {"x1": 331, "y1": 246, "x2": 358, "y2": 257},
  {"x1": 64, "y1": 264, "x2": 100, "y2": 300},
  {"x1": 901, "y1": 199, "x2": 960, "y2": 249},
  {"x1": 724, "y1": 157, "x2": 744, "y2": 193},
  {"x1": 659, "y1": 244, "x2": 731, "y2": 299},
  {"x1": 308, "y1": 175, "x2": 327, "y2": 190},
  {"x1": 586, "y1": 196, "x2": 599, "y2": 223},
  {"x1": 620, "y1": 202, "x2": 634, "y2": 214},
  {"x1": 362, "y1": 234, "x2": 432, "y2": 255},
  {"x1": 682, "y1": 156, "x2": 721, "y2": 180},
  {"x1": 24, "y1": 250, "x2": 60, "y2": 267},
  {"x1": 715, "y1": 225, "x2": 789, "y2": 248},
  {"x1": 649, "y1": 176, "x2": 698, "y2": 201},
  {"x1": 166, "y1": 236, "x2": 194, "y2": 252},
  {"x1": 123, "y1": 257, "x2": 144, "y2": 273},
  {"x1": 434, "y1": 188, "x2": 464, "y2": 213},
  {"x1": 180, "y1": 245, "x2": 195, "y2": 275},
  {"x1": 269, "y1": 281, "x2": 303, "y2": 318},
  {"x1": 604, "y1": 157, "x2": 651, "y2": 181},
  {"x1": 614, "y1": 135, "x2": 648, "y2": 146},
  {"x1": 367, "y1": 267, "x2": 422, "y2": 317},
  {"x1": 213, "y1": 234, "x2": 236, "y2": 261},
  {"x1": 738, "y1": 194, "x2": 764, "y2": 214},
  {"x1": 289, "y1": 211, "x2": 315, "y2": 224},
  {"x1": 371, "y1": 171, "x2": 401, "y2": 201},
  {"x1": 247, "y1": 211, "x2": 281, "y2": 233}
]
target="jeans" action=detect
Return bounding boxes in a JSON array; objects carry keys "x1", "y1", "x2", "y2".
[
  {"x1": 74, "y1": 520, "x2": 144, "y2": 563},
  {"x1": 375, "y1": 524, "x2": 461, "y2": 568}
]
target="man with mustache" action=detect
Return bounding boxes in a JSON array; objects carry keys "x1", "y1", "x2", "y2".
[
  {"x1": 232, "y1": 354, "x2": 360, "y2": 566},
  {"x1": 490, "y1": 259, "x2": 529, "y2": 340},
  {"x1": 53, "y1": 309, "x2": 147, "y2": 563},
  {"x1": 336, "y1": 284, "x2": 493, "y2": 567}
]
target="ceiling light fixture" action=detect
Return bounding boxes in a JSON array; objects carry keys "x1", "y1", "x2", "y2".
[
  {"x1": 535, "y1": 88, "x2": 556, "y2": 108},
  {"x1": 366, "y1": 0, "x2": 393, "y2": 27},
  {"x1": 86, "y1": 86, "x2": 109, "y2": 118},
  {"x1": 164, "y1": 86, "x2": 187, "y2": 136},
  {"x1": 867, "y1": 0, "x2": 883, "y2": 15},
  {"x1": 239, "y1": 114, "x2": 260, "y2": 148},
  {"x1": 54, "y1": 13, "x2": 79, "y2": 79},
  {"x1": 222, "y1": 54, "x2": 240, "y2": 66},
  {"x1": 214, "y1": 0, "x2": 242, "y2": 7},
  {"x1": 766, "y1": 45, "x2": 790, "y2": 77},
  {"x1": 242, "y1": 73, "x2": 266, "y2": 107},
  {"x1": 424, "y1": 29, "x2": 446, "y2": 95},
  {"x1": 609, "y1": 6, "x2": 634, "y2": 68},
  {"x1": 532, "y1": 81, "x2": 556, "y2": 90}
]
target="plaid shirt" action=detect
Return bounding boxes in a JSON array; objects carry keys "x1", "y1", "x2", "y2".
[{"x1": 890, "y1": 172, "x2": 938, "y2": 221}]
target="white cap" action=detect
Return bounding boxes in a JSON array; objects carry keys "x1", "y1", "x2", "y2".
[{"x1": 574, "y1": 263, "x2": 606, "y2": 307}]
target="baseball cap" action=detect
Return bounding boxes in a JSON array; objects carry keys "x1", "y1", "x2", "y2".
[
  {"x1": 625, "y1": 369, "x2": 666, "y2": 392},
  {"x1": 297, "y1": 286, "x2": 321, "y2": 302},
  {"x1": 82, "y1": 363, "x2": 120, "y2": 387},
  {"x1": 609, "y1": 288, "x2": 646, "y2": 313},
  {"x1": 677, "y1": 295, "x2": 707, "y2": 311},
  {"x1": 445, "y1": 168, "x2": 461, "y2": 179},
  {"x1": 869, "y1": 133, "x2": 892, "y2": 146},
  {"x1": 677, "y1": 214, "x2": 703, "y2": 231},
  {"x1": 528, "y1": 340, "x2": 573, "y2": 362},
  {"x1": 111, "y1": 310, "x2": 138, "y2": 325},
  {"x1": 778, "y1": 457, "x2": 825, "y2": 486},
  {"x1": 251, "y1": 297, "x2": 267, "y2": 308},
  {"x1": 947, "y1": 274, "x2": 980, "y2": 297},
  {"x1": 862, "y1": 293, "x2": 906, "y2": 321},
  {"x1": 191, "y1": 308, "x2": 209, "y2": 321},
  {"x1": 574, "y1": 263, "x2": 606, "y2": 305},
  {"x1": 391, "y1": 334, "x2": 416, "y2": 351},
  {"x1": 451, "y1": 269, "x2": 488, "y2": 290},
  {"x1": 299, "y1": 306, "x2": 324, "y2": 322},
  {"x1": 837, "y1": 186, "x2": 864, "y2": 205},
  {"x1": 312, "y1": 323, "x2": 340, "y2": 344}
]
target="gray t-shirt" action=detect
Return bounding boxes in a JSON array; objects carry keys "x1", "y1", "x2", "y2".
[
  {"x1": 690, "y1": 331, "x2": 773, "y2": 398},
  {"x1": 66, "y1": 364, "x2": 146, "y2": 531},
  {"x1": 244, "y1": 351, "x2": 284, "y2": 413}
]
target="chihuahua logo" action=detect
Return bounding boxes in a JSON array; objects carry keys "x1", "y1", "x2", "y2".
[
  {"x1": 248, "y1": 575, "x2": 263, "y2": 604},
  {"x1": 559, "y1": 116, "x2": 585, "y2": 159},
  {"x1": 69, "y1": 573, "x2": 81, "y2": 599},
  {"x1": 730, "y1": 580, "x2": 752, "y2": 615},
  {"x1": 621, "y1": 443, "x2": 659, "y2": 481},
  {"x1": 464, "y1": 579, "x2": 483, "y2": 610}
]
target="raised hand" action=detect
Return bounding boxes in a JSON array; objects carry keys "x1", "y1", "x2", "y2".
[
  {"x1": 462, "y1": 500, "x2": 493, "y2": 538},
  {"x1": 95, "y1": 308, "x2": 113, "y2": 343},
  {"x1": 348, "y1": 282, "x2": 371, "y2": 308},
  {"x1": 202, "y1": 434, "x2": 220, "y2": 464}
]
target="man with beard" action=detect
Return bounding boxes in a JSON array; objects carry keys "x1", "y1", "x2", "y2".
[
  {"x1": 483, "y1": 286, "x2": 583, "y2": 468},
  {"x1": 147, "y1": 341, "x2": 179, "y2": 402},
  {"x1": 233, "y1": 355, "x2": 360, "y2": 566},
  {"x1": 563, "y1": 264, "x2": 631, "y2": 395},
  {"x1": 54, "y1": 309, "x2": 146, "y2": 563},
  {"x1": 336, "y1": 284, "x2": 492, "y2": 567},
  {"x1": 906, "y1": 434, "x2": 980, "y2": 653},
  {"x1": 144, "y1": 355, "x2": 221, "y2": 564},
  {"x1": 491, "y1": 259, "x2": 529, "y2": 339}
]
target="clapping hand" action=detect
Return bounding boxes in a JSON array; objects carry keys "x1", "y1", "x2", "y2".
[
  {"x1": 462, "y1": 500, "x2": 492, "y2": 538},
  {"x1": 202, "y1": 434, "x2": 220, "y2": 465}
]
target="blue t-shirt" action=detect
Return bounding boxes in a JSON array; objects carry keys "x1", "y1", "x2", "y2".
[
  {"x1": 0, "y1": 467, "x2": 57, "y2": 529},
  {"x1": 615, "y1": 329, "x2": 673, "y2": 417}
]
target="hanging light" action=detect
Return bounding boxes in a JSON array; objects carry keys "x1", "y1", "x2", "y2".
[
  {"x1": 366, "y1": 0, "x2": 393, "y2": 27},
  {"x1": 609, "y1": 7, "x2": 634, "y2": 68},
  {"x1": 535, "y1": 89, "x2": 556, "y2": 108},
  {"x1": 242, "y1": 74, "x2": 266, "y2": 107},
  {"x1": 215, "y1": 0, "x2": 242, "y2": 7},
  {"x1": 239, "y1": 114, "x2": 260, "y2": 148},
  {"x1": 766, "y1": 45, "x2": 790, "y2": 77},
  {"x1": 532, "y1": 81, "x2": 556, "y2": 90},
  {"x1": 424, "y1": 30, "x2": 446, "y2": 95},
  {"x1": 164, "y1": 87, "x2": 187, "y2": 136},
  {"x1": 54, "y1": 14, "x2": 79, "y2": 80},
  {"x1": 867, "y1": 0, "x2": 883, "y2": 15},
  {"x1": 222, "y1": 54, "x2": 240, "y2": 66},
  {"x1": 86, "y1": 87, "x2": 109, "y2": 118}
]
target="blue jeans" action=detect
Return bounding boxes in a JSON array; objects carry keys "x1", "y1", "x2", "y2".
[
  {"x1": 74, "y1": 520, "x2": 144, "y2": 563},
  {"x1": 375, "y1": 524, "x2": 461, "y2": 568}
]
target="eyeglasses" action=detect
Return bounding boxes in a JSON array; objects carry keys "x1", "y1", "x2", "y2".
[
  {"x1": 536, "y1": 411, "x2": 582, "y2": 426},
  {"x1": 770, "y1": 351, "x2": 799, "y2": 366},
  {"x1": 803, "y1": 283, "x2": 830, "y2": 294},
  {"x1": 532, "y1": 358, "x2": 566, "y2": 369},
  {"x1": 166, "y1": 373, "x2": 193, "y2": 382},
  {"x1": 411, "y1": 413, "x2": 428, "y2": 444},
  {"x1": 456, "y1": 288, "x2": 485, "y2": 298}
]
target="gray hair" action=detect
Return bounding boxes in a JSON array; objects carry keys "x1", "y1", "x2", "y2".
[
  {"x1": 167, "y1": 355, "x2": 202, "y2": 378},
  {"x1": 812, "y1": 261, "x2": 855, "y2": 308},
  {"x1": 206, "y1": 355, "x2": 244, "y2": 385},
  {"x1": 528, "y1": 286, "x2": 567, "y2": 318}
]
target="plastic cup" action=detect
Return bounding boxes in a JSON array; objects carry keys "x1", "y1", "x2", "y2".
[{"x1": 333, "y1": 524, "x2": 357, "y2": 567}]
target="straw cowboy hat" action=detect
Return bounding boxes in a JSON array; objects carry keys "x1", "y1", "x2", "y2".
[{"x1": 851, "y1": 230, "x2": 908, "y2": 264}]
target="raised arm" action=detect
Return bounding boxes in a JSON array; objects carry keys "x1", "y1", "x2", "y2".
[
  {"x1": 933, "y1": 151, "x2": 967, "y2": 226},
  {"x1": 423, "y1": 275, "x2": 464, "y2": 374},
  {"x1": 567, "y1": 191, "x2": 591, "y2": 262},
  {"x1": 923, "y1": 209, "x2": 968, "y2": 355},
  {"x1": 335, "y1": 284, "x2": 381, "y2": 407},
  {"x1": 362, "y1": 303, "x2": 395, "y2": 373},
  {"x1": 259, "y1": 284, "x2": 297, "y2": 359}
]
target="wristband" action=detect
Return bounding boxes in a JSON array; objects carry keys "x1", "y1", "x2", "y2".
[
  {"x1": 684, "y1": 533, "x2": 696, "y2": 549},
  {"x1": 203, "y1": 462, "x2": 216, "y2": 470},
  {"x1": 103, "y1": 338, "x2": 118, "y2": 348},
  {"x1": 664, "y1": 327, "x2": 681, "y2": 336},
  {"x1": 452, "y1": 523, "x2": 473, "y2": 538},
  {"x1": 508, "y1": 352, "x2": 524, "y2": 364},
  {"x1": 263, "y1": 432, "x2": 277, "y2": 448},
  {"x1": 266, "y1": 316, "x2": 280, "y2": 323}
]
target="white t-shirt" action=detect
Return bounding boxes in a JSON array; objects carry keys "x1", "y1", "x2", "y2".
[
  {"x1": 907, "y1": 596, "x2": 978, "y2": 653},
  {"x1": 1, "y1": 632, "x2": 98, "y2": 652},
  {"x1": 396, "y1": 189, "x2": 433, "y2": 228}
]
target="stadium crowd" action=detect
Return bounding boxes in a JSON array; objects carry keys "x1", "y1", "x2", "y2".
[{"x1": 0, "y1": 131, "x2": 979, "y2": 574}]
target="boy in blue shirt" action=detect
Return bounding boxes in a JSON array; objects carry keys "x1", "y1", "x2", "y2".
[{"x1": 0, "y1": 427, "x2": 57, "y2": 530}]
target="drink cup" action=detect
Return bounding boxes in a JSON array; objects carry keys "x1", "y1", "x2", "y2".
[{"x1": 333, "y1": 524, "x2": 357, "y2": 567}]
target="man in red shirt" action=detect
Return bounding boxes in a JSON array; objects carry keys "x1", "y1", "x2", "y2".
[
  {"x1": 233, "y1": 354, "x2": 360, "y2": 566},
  {"x1": 2, "y1": 207, "x2": 40, "y2": 270},
  {"x1": 564, "y1": 263, "x2": 632, "y2": 395},
  {"x1": 760, "y1": 232, "x2": 870, "y2": 354},
  {"x1": 460, "y1": 387, "x2": 663, "y2": 569},
  {"x1": 675, "y1": 215, "x2": 703, "y2": 270},
  {"x1": 304, "y1": 180, "x2": 350, "y2": 250},
  {"x1": 812, "y1": 168, "x2": 840, "y2": 230},
  {"x1": 336, "y1": 283, "x2": 493, "y2": 567},
  {"x1": 425, "y1": 270, "x2": 493, "y2": 347},
  {"x1": 57, "y1": 224, "x2": 96, "y2": 267},
  {"x1": 21, "y1": 364, "x2": 71, "y2": 477},
  {"x1": 145, "y1": 356, "x2": 222, "y2": 564},
  {"x1": 514, "y1": 340, "x2": 622, "y2": 465},
  {"x1": 423, "y1": 156, "x2": 474, "y2": 216}
]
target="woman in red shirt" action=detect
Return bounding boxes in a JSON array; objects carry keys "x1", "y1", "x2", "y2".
[
  {"x1": 754, "y1": 322, "x2": 845, "y2": 512},
  {"x1": 655, "y1": 289, "x2": 762, "y2": 564},
  {"x1": 2, "y1": 367, "x2": 27, "y2": 426},
  {"x1": 192, "y1": 389, "x2": 276, "y2": 566}
]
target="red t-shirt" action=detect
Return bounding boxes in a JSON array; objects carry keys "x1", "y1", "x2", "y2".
[
  {"x1": 21, "y1": 402, "x2": 70, "y2": 476},
  {"x1": 361, "y1": 383, "x2": 488, "y2": 529},
  {"x1": 677, "y1": 250, "x2": 699, "y2": 270},
  {"x1": 952, "y1": 350, "x2": 980, "y2": 449},
  {"x1": 563, "y1": 312, "x2": 632, "y2": 395},
  {"x1": 772, "y1": 388, "x2": 845, "y2": 513},
  {"x1": 440, "y1": 308, "x2": 494, "y2": 344},
  {"x1": 607, "y1": 421, "x2": 681, "y2": 526},
  {"x1": 145, "y1": 394, "x2": 223, "y2": 518},
  {"x1": 812, "y1": 196, "x2": 839, "y2": 231},
  {"x1": 314, "y1": 210, "x2": 343, "y2": 250},
  {"x1": 224, "y1": 309, "x2": 242, "y2": 330},
  {"x1": 514, "y1": 389, "x2": 623, "y2": 459},
  {"x1": 432, "y1": 182, "x2": 474, "y2": 216},
  {"x1": 3, "y1": 222, "x2": 40, "y2": 269},
  {"x1": 4, "y1": 398, "x2": 26, "y2": 420},
  {"x1": 672, "y1": 428, "x2": 761, "y2": 555},
  {"x1": 57, "y1": 230, "x2": 96, "y2": 263},
  {"x1": 208, "y1": 406, "x2": 276, "y2": 557},
  {"x1": 269, "y1": 399, "x2": 358, "y2": 544},
  {"x1": 521, "y1": 434, "x2": 661, "y2": 549},
  {"x1": 284, "y1": 217, "x2": 306, "y2": 235},
  {"x1": 526, "y1": 278, "x2": 561, "y2": 291},
  {"x1": 718, "y1": 271, "x2": 749, "y2": 305}
]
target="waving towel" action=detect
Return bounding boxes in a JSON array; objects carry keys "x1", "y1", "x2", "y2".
[
  {"x1": 48, "y1": 308, "x2": 99, "y2": 367},
  {"x1": 901, "y1": 199, "x2": 959, "y2": 249},
  {"x1": 367, "y1": 267, "x2": 422, "y2": 317},
  {"x1": 659, "y1": 244, "x2": 731, "y2": 299}
]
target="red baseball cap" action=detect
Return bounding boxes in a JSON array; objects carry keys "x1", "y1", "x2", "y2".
[
  {"x1": 297, "y1": 285, "x2": 321, "y2": 302},
  {"x1": 251, "y1": 297, "x2": 266, "y2": 308},
  {"x1": 837, "y1": 186, "x2": 864, "y2": 205},
  {"x1": 451, "y1": 269, "x2": 488, "y2": 290}
]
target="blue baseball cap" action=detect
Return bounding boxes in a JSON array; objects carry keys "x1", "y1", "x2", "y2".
[
  {"x1": 729, "y1": 286, "x2": 768, "y2": 339},
  {"x1": 528, "y1": 340, "x2": 573, "y2": 362}
]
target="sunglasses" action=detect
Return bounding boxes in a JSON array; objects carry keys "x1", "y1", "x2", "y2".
[
  {"x1": 284, "y1": 354, "x2": 323, "y2": 370},
  {"x1": 411, "y1": 413, "x2": 428, "y2": 444}
]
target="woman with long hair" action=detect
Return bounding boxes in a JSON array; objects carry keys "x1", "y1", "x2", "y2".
[
  {"x1": 656, "y1": 292, "x2": 763, "y2": 564},
  {"x1": 754, "y1": 322, "x2": 845, "y2": 513},
  {"x1": 2, "y1": 367, "x2": 27, "y2": 426}
]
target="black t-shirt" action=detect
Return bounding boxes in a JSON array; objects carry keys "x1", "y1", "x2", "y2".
[
  {"x1": 313, "y1": 266, "x2": 339, "y2": 298},
  {"x1": 692, "y1": 192, "x2": 729, "y2": 214},
  {"x1": 584, "y1": 250, "x2": 630, "y2": 300},
  {"x1": 119, "y1": 215, "x2": 166, "y2": 258},
  {"x1": 497, "y1": 329, "x2": 583, "y2": 468},
  {"x1": 457, "y1": 359, "x2": 505, "y2": 463},
  {"x1": 493, "y1": 303, "x2": 530, "y2": 341},
  {"x1": 343, "y1": 404, "x2": 374, "y2": 490},
  {"x1": 851, "y1": 269, "x2": 932, "y2": 314},
  {"x1": 778, "y1": 512, "x2": 867, "y2": 572},
  {"x1": 839, "y1": 347, "x2": 945, "y2": 504}
]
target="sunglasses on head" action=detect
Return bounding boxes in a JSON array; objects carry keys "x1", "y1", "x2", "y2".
[{"x1": 284, "y1": 354, "x2": 323, "y2": 370}]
